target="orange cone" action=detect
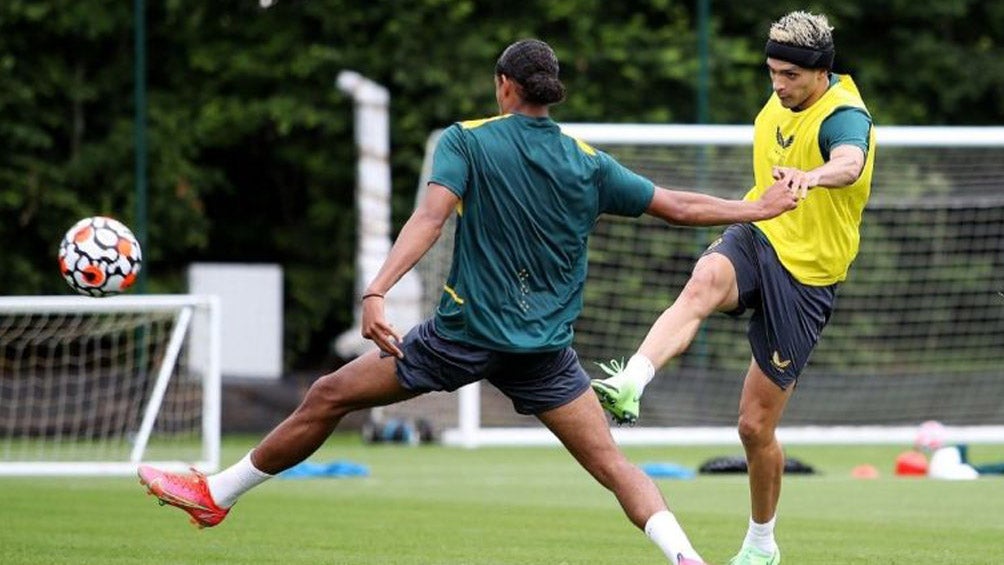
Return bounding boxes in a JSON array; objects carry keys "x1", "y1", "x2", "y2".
[{"x1": 895, "y1": 450, "x2": 928, "y2": 476}]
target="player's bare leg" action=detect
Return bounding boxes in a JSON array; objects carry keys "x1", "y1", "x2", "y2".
[
  {"x1": 638, "y1": 253, "x2": 739, "y2": 368},
  {"x1": 140, "y1": 349, "x2": 419, "y2": 527},
  {"x1": 538, "y1": 389, "x2": 706, "y2": 564},
  {"x1": 731, "y1": 359, "x2": 792, "y2": 563},
  {"x1": 592, "y1": 253, "x2": 738, "y2": 425},
  {"x1": 251, "y1": 350, "x2": 417, "y2": 473}
]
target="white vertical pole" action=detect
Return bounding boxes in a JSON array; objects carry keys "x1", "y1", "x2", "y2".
[
  {"x1": 130, "y1": 306, "x2": 194, "y2": 463},
  {"x1": 334, "y1": 71, "x2": 423, "y2": 360},
  {"x1": 457, "y1": 382, "x2": 481, "y2": 448},
  {"x1": 202, "y1": 296, "x2": 222, "y2": 471}
]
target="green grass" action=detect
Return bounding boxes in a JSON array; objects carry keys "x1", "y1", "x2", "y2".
[{"x1": 2, "y1": 435, "x2": 1002, "y2": 564}]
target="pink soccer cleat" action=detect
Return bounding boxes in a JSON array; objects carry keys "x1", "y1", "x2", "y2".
[
  {"x1": 679, "y1": 556, "x2": 711, "y2": 565},
  {"x1": 138, "y1": 465, "x2": 229, "y2": 528}
]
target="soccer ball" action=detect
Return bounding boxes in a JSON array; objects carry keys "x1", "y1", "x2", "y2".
[{"x1": 58, "y1": 216, "x2": 142, "y2": 297}]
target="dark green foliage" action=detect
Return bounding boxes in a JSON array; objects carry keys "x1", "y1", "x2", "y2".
[{"x1": 1, "y1": 1, "x2": 1002, "y2": 370}]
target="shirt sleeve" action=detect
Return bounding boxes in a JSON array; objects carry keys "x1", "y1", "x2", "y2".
[
  {"x1": 596, "y1": 151, "x2": 655, "y2": 217},
  {"x1": 819, "y1": 107, "x2": 872, "y2": 160},
  {"x1": 428, "y1": 124, "x2": 469, "y2": 198}
]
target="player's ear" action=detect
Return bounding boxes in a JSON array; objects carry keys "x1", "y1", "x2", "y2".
[{"x1": 496, "y1": 74, "x2": 517, "y2": 109}]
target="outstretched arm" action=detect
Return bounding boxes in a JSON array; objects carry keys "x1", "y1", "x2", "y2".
[
  {"x1": 646, "y1": 171, "x2": 798, "y2": 226},
  {"x1": 774, "y1": 144, "x2": 866, "y2": 193},
  {"x1": 361, "y1": 183, "x2": 459, "y2": 357}
]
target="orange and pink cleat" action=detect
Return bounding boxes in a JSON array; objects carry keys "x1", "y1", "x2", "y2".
[{"x1": 138, "y1": 465, "x2": 229, "y2": 528}]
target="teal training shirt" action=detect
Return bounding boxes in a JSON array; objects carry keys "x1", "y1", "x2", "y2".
[
  {"x1": 819, "y1": 106, "x2": 872, "y2": 159},
  {"x1": 818, "y1": 74, "x2": 872, "y2": 159},
  {"x1": 428, "y1": 114, "x2": 654, "y2": 352}
]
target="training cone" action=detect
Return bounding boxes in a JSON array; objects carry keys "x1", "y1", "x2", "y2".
[
  {"x1": 851, "y1": 464, "x2": 880, "y2": 479},
  {"x1": 895, "y1": 450, "x2": 928, "y2": 476}
]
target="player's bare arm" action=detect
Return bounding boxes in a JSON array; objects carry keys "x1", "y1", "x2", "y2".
[
  {"x1": 647, "y1": 170, "x2": 798, "y2": 226},
  {"x1": 361, "y1": 182, "x2": 459, "y2": 357},
  {"x1": 773, "y1": 144, "x2": 866, "y2": 193}
]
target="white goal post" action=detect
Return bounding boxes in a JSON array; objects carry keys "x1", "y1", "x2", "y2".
[
  {"x1": 0, "y1": 294, "x2": 221, "y2": 475},
  {"x1": 403, "y1": 123, "x2": 1004, "y2": 447}
]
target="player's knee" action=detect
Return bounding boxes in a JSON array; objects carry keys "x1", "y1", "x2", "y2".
[
  {"x1": 679, "y1": 269, "x2": 730, "y2": 312},
  {"x1": 299, "y1": 373, "x2": 352, "y2": 420},
  {"x1": 737, "y1": 413, "x2": 774, "y2": 448}
]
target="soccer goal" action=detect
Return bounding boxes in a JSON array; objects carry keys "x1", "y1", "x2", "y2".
[
  {"x1": 404, "y1": 123, "x2": 1004, "y2": 447},
  {"x1": 0, "y1": 294, "x2": 221, "y2": 475}
]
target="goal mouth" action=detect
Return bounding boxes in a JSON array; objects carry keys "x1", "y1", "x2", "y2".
[
  {"x1": 0, "y1": 295, "x2": 221, "y2": 476},
  {"x1": 386, "y1": 124, "x2": 1004, "y2": 447}
]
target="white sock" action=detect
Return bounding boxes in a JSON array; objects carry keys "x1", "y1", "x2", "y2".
[
  {"x1": 608, "y1": 354, "x2": 656, "y2": 393},
  {"x1": 644, "y1": 510, "x2": 703, "y2": 565},
  {"x1": 206, "y1": 451, "x2": 273, "y2": 508},
  {"x1": 742, "y1": 515, "x2": 778, "y2": 554}
]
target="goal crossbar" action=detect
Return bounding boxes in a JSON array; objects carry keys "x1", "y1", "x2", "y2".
[
  {"x1": 421, "y1": 124, "x2": 1004, "y2": 448},
  {"x1": 0, "y1": 294, "x2": 221, "y2": 475}
]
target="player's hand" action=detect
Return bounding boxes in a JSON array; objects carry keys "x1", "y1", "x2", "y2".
[
  {"x1": 772, "y1": 166, "x2": 817, "y2": 199},
  {"x1": 361, "y1": 295, "x2": 404, "y2": 358},
  {"x1": 757, "y1": 168, "x2": 800, "y2": 218}
]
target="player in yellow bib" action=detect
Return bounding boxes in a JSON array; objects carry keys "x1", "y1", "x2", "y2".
[{"x1": 591, "y1": 11, "x2": 874, "y2": 565}]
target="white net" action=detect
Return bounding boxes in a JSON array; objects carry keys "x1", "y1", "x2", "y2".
[
  {"x1": 0, "y1": 295, "x2": 220, "y2": 474},
  {"x1": 399, "y1": 125, "x2": 1004, "y2": 444}
]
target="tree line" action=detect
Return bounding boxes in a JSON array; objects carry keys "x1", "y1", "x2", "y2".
[{"x1": 1, "y1": 0, "x2": 1001, "y2": 369}]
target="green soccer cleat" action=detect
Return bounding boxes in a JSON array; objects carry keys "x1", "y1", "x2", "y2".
[
  {"x1": 729, "y1": 545, "x2": 780, "y2": 565},
  {"x1": 590, "y1": 359, "x2": 641, "y2": 425}
]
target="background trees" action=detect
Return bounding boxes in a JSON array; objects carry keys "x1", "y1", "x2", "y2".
[{"x1": 2, "y1": 0, "x2": 1002, "y2": 369}]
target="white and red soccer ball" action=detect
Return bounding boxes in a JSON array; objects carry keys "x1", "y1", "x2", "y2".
[{"x1": 58, "y1": 216, "x2": 142, "y2": 297}]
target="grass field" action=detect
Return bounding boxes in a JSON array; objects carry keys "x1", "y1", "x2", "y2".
[{"x1": 2, "y1": 434, "x2": 1002, "y2": 564}]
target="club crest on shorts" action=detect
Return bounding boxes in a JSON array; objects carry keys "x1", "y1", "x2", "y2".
[{"x1": 771, "y1": 350, "x2": 792, "y2": 370}]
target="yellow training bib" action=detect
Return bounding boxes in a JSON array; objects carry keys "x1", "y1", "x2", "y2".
[{"x1": 745, "y1": 75, "x2": 875, "y2": 285}]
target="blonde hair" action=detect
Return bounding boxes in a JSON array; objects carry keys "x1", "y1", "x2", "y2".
[{"x1": 769, "y1": 11, "x2": 834, "y2": 50}]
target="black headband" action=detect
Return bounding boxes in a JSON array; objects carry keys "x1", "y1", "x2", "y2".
[{"x1": 765, "y1": 39, "x2": 834, "y2": 69}]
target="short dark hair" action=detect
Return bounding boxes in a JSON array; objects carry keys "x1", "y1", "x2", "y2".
[{"x1": 495, "y1": 39, "x2": 566, "y2": 105}]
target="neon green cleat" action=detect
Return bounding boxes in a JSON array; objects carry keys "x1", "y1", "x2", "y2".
[
  {"x1": 729, "y1": 545, "x2": 780, "y2": 565},
  {"x1": 590, "y1": 359, "x2": 641, "y2": 425}
]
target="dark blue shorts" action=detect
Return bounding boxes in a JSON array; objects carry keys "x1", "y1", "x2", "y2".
[
  {"x1": 391, "y1": 319, "x2": 591, "y2": 415},
  {"x1": 704, "y1": 224, "x2": 837, "y2": 389}
]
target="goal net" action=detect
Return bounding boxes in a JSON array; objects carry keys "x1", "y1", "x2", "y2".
[
  {"x1": 397, "y1": 124, "x2": 1004, "y2": 447},
  {"x1": 0, "y1": 295, "x2": 221, "y2": 475}
]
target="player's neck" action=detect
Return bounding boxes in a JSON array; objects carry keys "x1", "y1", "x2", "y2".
[{"x1": 503, "y1": 101, "x2": 549, "y2": 118}]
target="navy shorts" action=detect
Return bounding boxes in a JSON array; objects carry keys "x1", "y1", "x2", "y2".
[
  {"x1": 704, "y1": 224, "x2": 837, "y2": 389},
  {"x1": 391, "y1": 319, "x2": 591, "y2": 415}
]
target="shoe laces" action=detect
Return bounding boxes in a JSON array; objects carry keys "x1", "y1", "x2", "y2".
[
  {"x1": 166, "y1": 468, "x2": 212, "y2": 500},
  {"x1": 595, "y1": 357, "x2": 626, "y2": 377}
]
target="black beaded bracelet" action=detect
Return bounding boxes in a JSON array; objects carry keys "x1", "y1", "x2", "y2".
[{"x1": 361, "y1": 293, "x2": 385, "y2": 301}]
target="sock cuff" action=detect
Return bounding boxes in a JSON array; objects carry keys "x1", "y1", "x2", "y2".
[
  {"x1": 644, "y1": 510, "x2": 674, "y2": 537},
  {"x1": 627, "y1": 354, "x2": 655, "y2": 385},
  {"x1": 246, "y1": 451, "x2": 275, "y2": 479},
  {"x1": 748, "y1": 515, "x2": 777, "y2": 540}
]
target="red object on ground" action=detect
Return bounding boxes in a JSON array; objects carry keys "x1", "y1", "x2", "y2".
[
  {"x1": 851, "y1": 464, "x2": 880, "y2": 479},
  {"x1": 895, "y1": 450, "x2": 929, "y2": 476}
]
